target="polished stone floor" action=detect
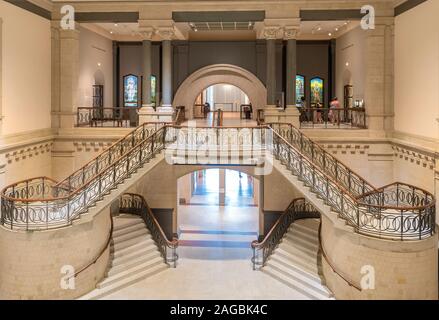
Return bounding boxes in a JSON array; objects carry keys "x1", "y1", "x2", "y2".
[{"x1": 102, "y1": 203, "x2": 310, "y2": 300}]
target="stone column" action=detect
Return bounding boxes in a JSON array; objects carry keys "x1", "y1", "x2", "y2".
[
  {"x1": 364, "y1": 18, "x2": 394, "y2": 137},
  {"x1": 219, "y1": 169, "x2": 225, "y2": 206},
  {"x1": 141, "y1": 29, "x2": 154, "y2": 107},
  {"x1": 112, "y1": 41, "x2": 119, "y2": 108},
  {"x1": 284, "y1": 27, "x2": 298, "y2": 107},
  {"x1": 159, "y1": 28, "x2": 174, "y2": 108},
  {"x1": 138, "y1": 29, "x2": 158, "y2": 124},
  {"x1": 264, "y1": 27, "x2": 279, "y2": 106}
]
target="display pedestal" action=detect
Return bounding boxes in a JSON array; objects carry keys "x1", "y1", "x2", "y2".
[{"x1": 264, "y1": 106, "x2": 300, "y2": 127}]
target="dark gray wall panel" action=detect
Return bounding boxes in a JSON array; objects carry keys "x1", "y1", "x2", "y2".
[{"x1": 297, "y1": 42, "x2": 330, "y2": 106}]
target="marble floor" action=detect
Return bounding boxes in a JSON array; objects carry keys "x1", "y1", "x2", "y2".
[{"x1": 102, "y1": 204, "x2": 310, "y2": 300}]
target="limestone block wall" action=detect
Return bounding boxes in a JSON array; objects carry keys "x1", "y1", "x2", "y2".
[
  {"x1": 320, "y1": 214, "x2": 438, "y2": 300},
  {"x1": 0, "y1": 206, "x2": 111, "y2": 299},
  {"x1": 0, "y1": 129, "x2": 54, "y2": 191}
]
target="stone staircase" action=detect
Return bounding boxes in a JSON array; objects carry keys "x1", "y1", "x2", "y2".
[
  {"x1": 79, "y1": 214, "x2": 168, "y2": 300},
  {"x1": 262, "y1": 219, "x2": 334, "y2": 300}
]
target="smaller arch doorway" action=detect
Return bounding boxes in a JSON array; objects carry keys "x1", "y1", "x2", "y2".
[
  {"x1": 177, "y1": 168, "x2": 260, "y2": 259},
  {"x1": 194, "y1": 83, "x2": 251, "y2": 120}
]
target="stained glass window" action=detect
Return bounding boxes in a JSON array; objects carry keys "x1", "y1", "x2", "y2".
[
  {"x1": 123, "y1": 74, "x2": 138, "y2": 107},
  {"x1": 295, "y1": 75, "x2": 305, "y2": 104},
  {"x1": 310, "y1": 77, "x2": 324, "y2": 106}
]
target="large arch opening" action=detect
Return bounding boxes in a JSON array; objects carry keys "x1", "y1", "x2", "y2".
[
  {"x1": 176, "y1": 168, "x2": 260, "y2": 259},
  {"x1": 173, "y1": 64, "x2": 267, "y2": 119}
]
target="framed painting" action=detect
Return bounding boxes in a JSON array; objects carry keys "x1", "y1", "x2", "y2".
[
  {"x1": 310, "y1": 77, "x2": 324, "y2": 106},
  {"x1": 295, "y1": 75, "x2": 305, "y2": 104},
  {"x1": 123, "y1": 74, "x2": 139, "y2": 107}
]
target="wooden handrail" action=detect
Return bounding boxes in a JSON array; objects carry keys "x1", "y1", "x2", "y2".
[
  {"x1": 318, "y1": 222, "x2": 362, "y2": 291},
  {"x1": 251, "y1": 199, "x2": 296, "y2": 249},
  {"x1": 74, "y1": 214, "x2": 114, "y2": 277}
]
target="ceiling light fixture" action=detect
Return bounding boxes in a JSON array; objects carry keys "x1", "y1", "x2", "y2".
[
  {"x1": 346, "y1": 62, "x2": 350, "y2": 67},
  {"x1": 114, "y1": 23, "x2": 118, "y2": 27},
  {"x1": 97, "y1": 63, "x2": 101, "y2": 67},
  {"x1": 110, "y1": 30, "x2": 113, "y2": 34},
  {"x1": 328, "y1": 33, "x2": 332, "y2": 37}
]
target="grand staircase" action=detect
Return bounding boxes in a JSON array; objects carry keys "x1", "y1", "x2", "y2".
[
  {"x1": 80, "y1": 214, "x2": 168, "y2": 300},
  {"x1": 262, "y1": 219, "x2": 333, "y2": 300},
  {"x1": 1, "y1": 119, "x2": 435, "y2": 299}
]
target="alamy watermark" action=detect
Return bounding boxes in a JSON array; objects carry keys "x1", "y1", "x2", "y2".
[
  {"x1": 361, "y1": 5, "x2": 376, "y2": 30},
  {"x1": 60, "y1": 265, "x2": 75, "y2": 290},
  {"x1": 60, "y1": 5, "x2": 75, "y2": 30}
]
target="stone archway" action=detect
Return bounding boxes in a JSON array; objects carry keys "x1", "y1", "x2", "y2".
[{"x1": 173, "y1": 64, "x2": 267, "y2": 119}]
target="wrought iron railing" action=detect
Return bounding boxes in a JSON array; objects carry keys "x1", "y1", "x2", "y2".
[
  {"x1": 268, "y1": 122, "x2": 376, "y2": 199},
  {"x1": 298, "y1": 107, "x2": 366, "y2": 129},
  {"x1": 270, "y1": 128, "x2": 435, "y2": 240},
  {"x1": 251, "y1": 198, "x2": 320, "y2": 270},
  {"x1": 119, "y1": 193, "x2": 178, "y2": 267},
  {"x1": 1, "y1": 125, "x2": 435, "y2": 240},
  {"x1": 77, "y1": 107, "x2": 141, "y2": 128},
  {"x1": 1, "y1": 124, "x2": 172, "y2": 230}
]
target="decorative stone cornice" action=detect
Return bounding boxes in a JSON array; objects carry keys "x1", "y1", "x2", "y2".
[
  {"x1": 157, "y1": 27, "x2": 175, "y2": 41},
  {"x1": 283, "y1": 26, "x2": 299, "y2": 40},
  {"x1": 262, "y1": 26, "x2": 281, "y2": 40}
]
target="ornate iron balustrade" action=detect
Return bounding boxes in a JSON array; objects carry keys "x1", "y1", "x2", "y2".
[
  {"x1": 271, "y1": 129, "x2": 435, "y2": 240},
  {"x1": 251, "y1": 198, "x2": 320, "y2": 270},
  {"x1": 77, "y1": 107, "x2": 141, "y2": 128},
  {"x1": 1, "y1": 125, "x2": 435, "y2": 240},
  {"x1": 298, "y1": 107, "x2": 366, "y2": 129},
  {"x1": 1, "y1": 125, "x2": 173, "y2": 230},
  {"x1": 268, "y1": 122, "x2": 377, "y2": 199},
  {"x1": 119, "y1": 193, "x2": 178, "y2": 267}
]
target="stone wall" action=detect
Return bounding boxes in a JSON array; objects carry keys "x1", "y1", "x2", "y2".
[
  {"x1": 0, "y1": 205, "x2": 111, "y2": 299},
  {"x1": 320, "y1": 214, "x2": 438, "y2": 300}
]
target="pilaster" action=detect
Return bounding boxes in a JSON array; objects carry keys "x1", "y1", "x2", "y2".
[
  {"x1": 58, "y1": 27, "x2": 80, "y2": 129},
  {"x1": 364, "y1": 17, "x2": 394, "y2": 137},
  {"x1": 0, "y1": 18, "x2": 3, "y2": 135}
]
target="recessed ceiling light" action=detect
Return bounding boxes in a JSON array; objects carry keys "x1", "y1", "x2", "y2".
[
  {"x1": 317, "y1": 27, "x2": 322, "y2": 31},
  {"x1": 328, "y1": 33, "x2": 332, "y2": 36},
  {"x1": 110, "y1": 30, "x2": 113, "y2": 34},
  {"x1": 97, "y1": 63, "x2": 101, "y2": 67},
  {"x1": 335, "y1": 27, "x2": 339, "y2": 31},
  {"x1": 114, "y1": 23, "x2": 118, "y2": 27},
  {"x1": 194, "y1": 28, "x2": 198, "y2": 32},
  {"x1": 346, "y1": 62, "x2": 350, "y2": 66}
]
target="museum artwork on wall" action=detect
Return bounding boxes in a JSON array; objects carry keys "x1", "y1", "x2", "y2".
[
  {"x1": 296, "y1": 75, "x2": 305, "y2": 104},
  {"x1": 124, "y1": 74, "x2": 139, "y2": 107},
  {"x1": 310, "y1": 77, "x2": 324, "y2": 106}
]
